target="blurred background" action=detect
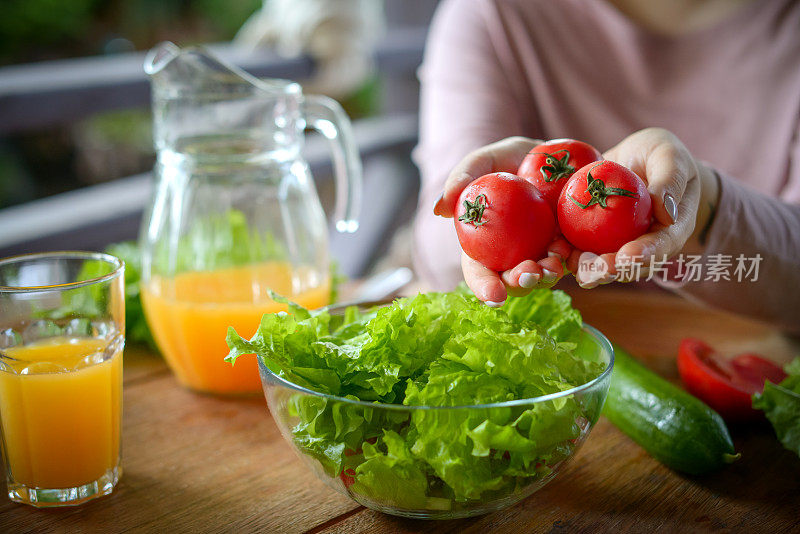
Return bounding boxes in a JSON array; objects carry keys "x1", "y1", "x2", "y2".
[{"x1": 0, "y1": 0, "x2": 440, "y2": 277}]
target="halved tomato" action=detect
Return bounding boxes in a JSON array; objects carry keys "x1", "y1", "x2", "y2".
[{"x1": 677, "y1": 338, "x2": 787, "y2": 422}]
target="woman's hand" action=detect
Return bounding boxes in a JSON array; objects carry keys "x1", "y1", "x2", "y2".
[
  {"x1": 568, "y1": 127, "x2": 720, "y2": 287},
  {"x1": 433, "y1": 137, "x2": 571, "y2": 305}
]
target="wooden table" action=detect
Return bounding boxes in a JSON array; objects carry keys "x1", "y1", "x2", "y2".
[{"x1": 3, "y1": 288, "x2": 799, "y2": 533}]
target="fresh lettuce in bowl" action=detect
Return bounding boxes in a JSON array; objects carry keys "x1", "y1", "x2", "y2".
[{"x1": 226, "y1": 287, "x2": 613, "y2": 519}]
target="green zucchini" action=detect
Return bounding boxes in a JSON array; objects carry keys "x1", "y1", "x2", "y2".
[{"x1": 603, "y1": 344, "x2": 740, "y2": 475}]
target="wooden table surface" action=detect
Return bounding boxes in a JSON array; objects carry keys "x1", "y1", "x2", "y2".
[{"x1": 2, "y1": 287, "x2": 799, "y2": 533}]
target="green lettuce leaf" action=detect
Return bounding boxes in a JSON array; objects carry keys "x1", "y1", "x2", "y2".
[
  {"x1": 226, "y1": 287, "x2": 604, "y2": 503},
  {"x1": 151, "y1": 209, "x2": 287, "y2": 274},
  {"x1": 105, "y1": 241, "x2": 157, "y2": 349},
  {"x1": 503, "y1": 287, "x2": 583, "y2": 342},
  {"x1": 351, "y1": 431, "x2": 431, "y2": 510},
  {"x1": 753, "y1": 358, "x2": 800, "y2": 457}
]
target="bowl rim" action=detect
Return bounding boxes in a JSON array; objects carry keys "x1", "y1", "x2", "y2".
[{"x1": 257, "y1": 322, "x2": 615, "y2": 411}]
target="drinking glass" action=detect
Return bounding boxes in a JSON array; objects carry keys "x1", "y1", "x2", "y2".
[{"x1": 0, "y1": 251, "x2": 124, "y2": 507}]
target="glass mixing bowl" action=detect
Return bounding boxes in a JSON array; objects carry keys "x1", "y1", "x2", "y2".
[{"x1": 257, "y1": 322, "x2": 613, "y2": 519}]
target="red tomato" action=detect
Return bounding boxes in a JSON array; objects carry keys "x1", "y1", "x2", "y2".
[
  {"x1": 455, "y1": 172, "x2": 555, "y2": 272},
  {"x1": 517, "y1": 139, "x2": 603, "y2": 210},
  {"x1": 729, "y1": 353, "x2": 789, "y2": 387},
  {"x1": 557, "y1": 161, "x2": 652, "y2": 254},
  {"x1": 677, "y1": 338, "x2": 788, "y2": 422},
  {"x1": 340, "y1": 468, "x2": 356, "y2": 488}
]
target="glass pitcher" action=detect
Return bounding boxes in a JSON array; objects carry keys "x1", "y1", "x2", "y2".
[{"x1": 139, "y1": 42, "x2": 362, "y2": 395}]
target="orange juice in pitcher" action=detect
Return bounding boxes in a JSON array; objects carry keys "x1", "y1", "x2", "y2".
[
  {"x1": 142, "y1": 262, "x2": 329, "y2": 394},
  {"x1": 140, "y1": 43, "x2": 361, "y2": 394}
]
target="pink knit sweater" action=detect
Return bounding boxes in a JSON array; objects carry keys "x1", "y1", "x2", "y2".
[{"x1": 412, "y1": 0, "x2": 800, "y2": 332}]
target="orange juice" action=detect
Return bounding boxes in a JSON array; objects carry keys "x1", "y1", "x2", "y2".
[
  {"x1": 0, "y1": 337, "x2": 122, "y2": 489},
  {"x1": 141, "y1": 261, "x2": 329, "y2": 394}
]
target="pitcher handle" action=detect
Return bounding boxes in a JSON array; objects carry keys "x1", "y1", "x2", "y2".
[{"x1": 303, "y1": 95, "x2": 363, "y2": 233}]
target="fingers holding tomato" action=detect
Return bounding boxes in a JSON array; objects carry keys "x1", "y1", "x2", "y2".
[
  {"x1": 604, "y1": 128, "x2": 696, "y2": 228},
  {"x1": 615, "y1": 169, "x2": 702, "y2": 264},
  {"x1": 499, "y1": 260, "x2": 543, "y2": 295},
  {"x1": 454, "y1": 172, "x2": 567, "y2": 304},
  {"x1": 547, "y1": 236, "x2": 573, "y2": 263},
  {"x1": 531, "y1": 254, "x2": 565, "y2": 288},
  {"x1": 553, "y1": 159, "x2": 669, "y2": 287},
  {"x1": 462, "y1": 251, "x2": 567, "y2": 306},
  {"x1": 450, "y1": 151, "x2": 655, "y2": 296},
  {"x1": 572, "y1": 251, "x2": 619, "y2": 289},
  {"x1": 440, "y1": 132, "x2": 707, "y2": 300},
  {"x1": 500, "y1": 254, "x2": 565, "y2": 294},
  {"x1": 601, "y1": 128, "x2": 710, "y2": 272},
  {"x1": 461, "y1": 252, "x2": 509, "y2": 305}
]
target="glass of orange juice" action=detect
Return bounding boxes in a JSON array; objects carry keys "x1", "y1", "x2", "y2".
[{"x1": 0, "y1": 251, "x2": 124, "y2": 507}]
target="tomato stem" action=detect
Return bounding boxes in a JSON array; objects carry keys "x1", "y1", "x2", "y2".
[
  {"x1": 458, "y1": 194, "x2": 489, "y2": 226},
  {"x1": 568, "y1": 166, "x2": 638, "y2": 209},
  {"x1": 534, "y1": 149, "x2": 575, "y2": 183}
]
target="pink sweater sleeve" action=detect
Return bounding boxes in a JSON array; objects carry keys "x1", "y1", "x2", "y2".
[
  {"x1": 412, "y1": 0, "x2": 535, "y2": 290},
  {"x1": 412, "y1": 0, "x2": 800, "y2": 333},
  {"x1": 664, "y1": 169, "x2": 800, "y2": 334}
]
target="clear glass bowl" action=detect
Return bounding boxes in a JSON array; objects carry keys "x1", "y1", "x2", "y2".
[{"x1": 258, "y1": 322, "x2": 613, "y2": 520}]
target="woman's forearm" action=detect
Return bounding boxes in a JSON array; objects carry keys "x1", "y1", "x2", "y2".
[
  {"x1": 666, "y1": 168, "x2": 800, "y2": 333},
  {"x1": 683, "y1": 162, "x2": 721, "y2": 256}
]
